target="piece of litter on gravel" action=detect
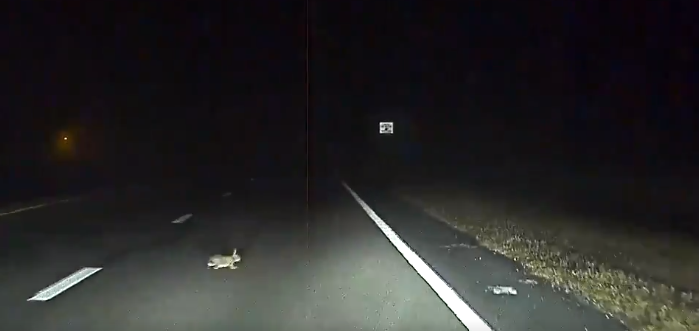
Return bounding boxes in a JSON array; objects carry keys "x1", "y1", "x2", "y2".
[
  {"x1": 518, "y1": 279, "x2": 538, "y2": 285},
  {"x1": 487, "y1": 286, "x2": 518, "y2": 296},
  {"x1": 439, "y1": 243, "x2": 477, "y2": 249}
]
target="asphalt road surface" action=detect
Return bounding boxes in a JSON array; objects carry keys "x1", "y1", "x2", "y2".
[{"x1": 0, "y1": 178, "x2": 629, "y2": 331}]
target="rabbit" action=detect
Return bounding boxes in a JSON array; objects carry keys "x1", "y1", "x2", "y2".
[{"x1": 207, "y1": 249, "x2": 241, "y2": 269}]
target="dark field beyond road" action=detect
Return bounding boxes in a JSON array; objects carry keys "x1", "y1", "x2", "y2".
[{"x1": 396, "y1": 165, "x2": 699, "y2": 331}]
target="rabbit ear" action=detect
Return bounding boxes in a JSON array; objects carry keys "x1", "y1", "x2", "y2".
[{"x1": 233, "y1": 248, "x2": 237, "y2": 255}]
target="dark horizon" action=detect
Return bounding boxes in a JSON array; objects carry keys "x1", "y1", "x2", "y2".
[{"x1": 1, "y1": 1, "x2": 697, "y2": 197}]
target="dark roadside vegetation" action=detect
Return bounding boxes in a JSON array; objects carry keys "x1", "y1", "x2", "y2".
[
  {"x1": 0, "y1": 132, "x2": 307, "y2": 210},
  {"x1": 397, "y1": 166, "x2": 699, "y2": 331},
  {"x1": 0, "y1": 162, "x2": 107, "y2": 210}
]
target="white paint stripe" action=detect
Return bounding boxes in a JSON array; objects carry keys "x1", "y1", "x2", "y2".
[
  {"x1": 0, "y1": 203, "x2": 49, "y2": 217},
  {"x1": 342, "y1": 182, "x2": 494, "y2": 331},
  {"x1": 172, "y1": 213, "x2": 193, "y2": 224},
  {"x1": 0, "y1": 196, "x2": 81, "y2": 218},
  {"x1": 27, "y1": 267, "x2": 102, "y2": 302}
]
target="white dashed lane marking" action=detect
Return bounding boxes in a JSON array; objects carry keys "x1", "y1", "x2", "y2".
[{"x1": 27, "y1": 267, "x2": 103, "y2": 302}]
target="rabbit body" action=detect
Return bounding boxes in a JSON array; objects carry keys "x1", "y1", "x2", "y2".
[{"x1": 208, "y1": 249, "x2": 241, "y2": 269}]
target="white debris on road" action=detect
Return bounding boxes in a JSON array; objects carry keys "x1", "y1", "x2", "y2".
[
  {"x1": 222, "y1": 192, "x2": 232, "y2": 198},
  {"x1": 439, "y1": 243, "x2": 478, "y2": 250},
  {"x1": 518, "y1": 279, "x2": 538, "y2": 285},
  {"x1": 172, "y1": 214, "x2": 193, "y2": 224},
  {"x1": 487, "y1": 285, "x2": 518, "y2": 296}
]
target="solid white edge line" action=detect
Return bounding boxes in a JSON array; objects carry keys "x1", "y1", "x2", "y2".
[
  {"x1": 172, "y1": 213, "x2": 193, "y2": 224},
  {"x1": 342, "y1": 181, "x2": 494, "y2": 331},
  {"x1": 27, "y1": 267, "x2": 103, "y2": 302}
]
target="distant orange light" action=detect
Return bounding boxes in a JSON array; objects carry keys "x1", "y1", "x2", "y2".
[{"x1": 63, "y1": 137, "x2": 68, "y2": 141}]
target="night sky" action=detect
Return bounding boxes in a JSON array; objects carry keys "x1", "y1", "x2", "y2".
[
  {"x1": 2, "y1": 2, "x2": 698, "y2": 198},
  {"x1": 316, "y1": 1, "x2": 698, "y2": 173}
]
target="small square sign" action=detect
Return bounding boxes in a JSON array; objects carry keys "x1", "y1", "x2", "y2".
[{"x1": 379, "y1": 122, "x2": 394, "y2": 134}]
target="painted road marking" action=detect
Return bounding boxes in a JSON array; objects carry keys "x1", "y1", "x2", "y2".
[
  {"x1": 0, "y1": 203, "x2": 49, "y2": 216},
  {"x1": 342, "y1": 182, "x2": 494, "y2": 331},
  {"x1": 27, "y1": 267, "x2": 103, "y2": 302},
  {"x1": 172, "y1": 213, "x2": 193, "y2": 224},
  {"x1": 0, "y1": 197, "x2": 80, "y2": 217}
]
